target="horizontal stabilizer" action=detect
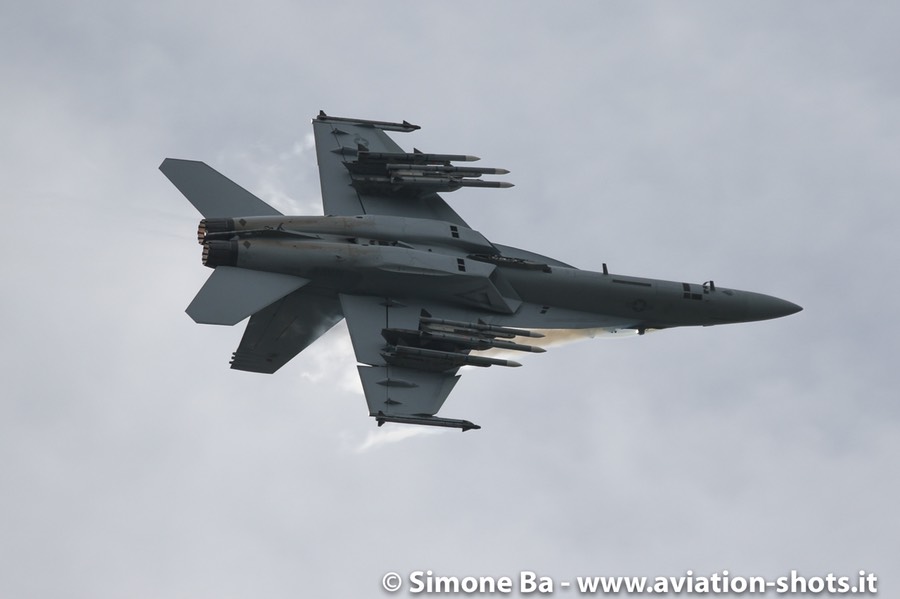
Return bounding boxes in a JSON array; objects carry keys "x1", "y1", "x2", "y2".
[
  {"x1": 229, "y1": 286, "x2": 344, "y2": 373},
  {"x1": 160, "y1": 158, "x2": 283, "y2": 218},
  {"x1": 186, "y1": 266, "x2": 309, "y2": 325}
]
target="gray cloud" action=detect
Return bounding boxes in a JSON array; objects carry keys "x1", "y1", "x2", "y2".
[{"x1": 1, "y1": 1, "x2": 897, "y2": 597}]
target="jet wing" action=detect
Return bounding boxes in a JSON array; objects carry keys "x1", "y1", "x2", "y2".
[
  {"x1": 339, "y1": 294, "x2": 545, "y2": 431},
  {"x1": 230, "y1": 285, "x2": 344, "y2": 374},
  {"x1": 313, "y1": 112, "x2": 510, "y2": 227}
]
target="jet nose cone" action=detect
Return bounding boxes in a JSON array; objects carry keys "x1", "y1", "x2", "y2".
[
  {"x1": 746, "y1": 293, "x2": 802, "y2": 321},
  {"x1": 782, "y1": 300, "x2": 803, "y2": 316}
]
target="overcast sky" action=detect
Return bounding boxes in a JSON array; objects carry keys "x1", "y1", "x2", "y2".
[{"x1": 2, "y1": 1, "x2": 898, "y2": 597}]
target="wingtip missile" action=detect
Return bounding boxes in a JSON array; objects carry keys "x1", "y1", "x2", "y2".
[
  {"x1": 375, "y1": 411, "x2": 482, "y2": 431},
  {"x1": 316, "y1": 111, "x2": 420, "y2": 132}
]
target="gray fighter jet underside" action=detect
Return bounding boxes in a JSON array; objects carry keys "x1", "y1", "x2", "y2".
[{"x1": 161, "y1": 112, "x2": 801, "y2": 431}]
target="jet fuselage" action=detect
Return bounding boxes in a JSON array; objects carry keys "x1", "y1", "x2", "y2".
[{"x1": 198, "y1": 214, "x2": 800, "y2": 333}]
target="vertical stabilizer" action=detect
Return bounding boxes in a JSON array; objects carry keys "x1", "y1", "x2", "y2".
[{"x1": 160, "y1": 158, "x2": 283, "y2": 218}]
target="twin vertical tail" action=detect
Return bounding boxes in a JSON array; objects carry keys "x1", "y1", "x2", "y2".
[
  {"x1": 158, "y1": 158, "x2": 283, "y2": 219},
  {"x1": 159, "y1": 158, "x2": 307, "y2": 326}
]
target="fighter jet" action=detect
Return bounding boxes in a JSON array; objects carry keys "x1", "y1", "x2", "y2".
[{"x1": 160, "y1": 112, "x2": 801, "y2": 431}]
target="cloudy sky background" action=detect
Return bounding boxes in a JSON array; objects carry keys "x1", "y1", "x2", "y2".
[{"x1": 2, "y1": 1, "x2": 897, "y2": 597}]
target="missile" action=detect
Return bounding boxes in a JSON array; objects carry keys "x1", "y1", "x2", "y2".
[
  {"x1": 359, "y1": 151, "x2": 480, "y2": 163},
  {"x1": 390, "y1": 176, "x2": 461, "y2": 189},
  {"x1": 375, "y1": 411, "x2": 481, "y2": 431},
  {"x1": 386, "y1": 164, "x2": 510, "y2": 175},
  {"x1": 315, "y1": 111, "x2": 420, "y2": 132},
  {"x1": 421, "y1": 330, "x2": 546, "y2": 353},
  {"x1": 349, "y1": 173, "x2": 514, "y2": 194},
  {"x1": 382, "y1": 327, "x2": 544, "y2": 353},
  {"x1": 458, "y1": 180, "x2": 514, "y2": 189},
  {"x1": 387, "y1": 345, "x2": 522, "y2": 368},
  {"x1": 389, "y1": 169, "x2": 485, "y2": 179},
  {"x1": 388, "y1": 176, "x2": 513, "y2": 190},
  {"x1": 419, "y1": 317, "x2": 545, "y2": 339}
]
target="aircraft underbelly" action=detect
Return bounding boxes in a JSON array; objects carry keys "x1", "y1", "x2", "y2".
[{"x1": 499, "y1": 267, "x2": 659, "y2": 325}]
